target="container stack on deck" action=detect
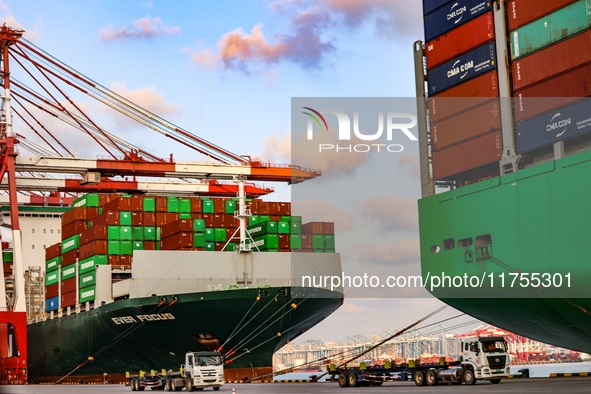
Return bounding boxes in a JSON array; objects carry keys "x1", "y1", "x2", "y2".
[
  {"x1": 42, "y1": 193, "x2": 335, "y2": 311},
  {"x1": 423, "y1": 0, "x2": 591, "y2": 183}
]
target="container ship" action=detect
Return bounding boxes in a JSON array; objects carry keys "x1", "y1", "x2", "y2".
[
  {"x1": 415, "y1": 0, "x2": 591, "y2": 353},
  {"x1": 0, "y1": 26, "x2": 343, "y2": 384}
]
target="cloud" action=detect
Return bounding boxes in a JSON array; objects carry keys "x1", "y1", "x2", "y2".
[
  {"x1": 109, "y1": 82, "x2": 179, "y2": 116},
  {"x1": 262, "y1": 132, "x2": 291, "y2": 163},
  {"x1": 185, "y1": 7, "x2": 335, "y2": 72},
  {"x1": 0, "y1": 2, "x2": 42, "y2": 41},
  {"x1": 362, "y1": 239, "x2": 420, "y2": 266},
  {"x1": 361, "y1": 197, "x2": 418, "y2": 232},
  {"x1": 398, "y1": 152, "x2": 420, "y2": 178},
  {"x1": 99, "y1": 16, "x2": 181, "y2": 42},
  {"x1": 292, "y1": 199, "x2": 354, "y2": 231}
]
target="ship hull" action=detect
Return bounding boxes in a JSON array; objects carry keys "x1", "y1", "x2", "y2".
[
  {"x1": 28, "y1": 286, "x2": 343, "y2": 382},
  {"x1": 419, "y1": 149, "x2": 591, "y2": 353}
]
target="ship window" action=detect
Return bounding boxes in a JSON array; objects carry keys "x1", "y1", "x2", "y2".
[
  {"x1": 32, "y1": 229, "x2": 35, "y2": 234},
  {"x1": 443, "y1": 238, "x2": 454, "y2": 251},
  {"x1": 43, "y1": 229, "x2": 46, "y2": 234},
  {"x1": 32, "y1": 245, "x2": 35, "y2": 249},
  {"x1": 430, "y1": 245, "x2": 441, "y2": 253},
  {"x1": 458, "y1": 238, "x2": 473, "y2": 247},
  {"x1": 51, "y1": 229, "x2": 54, "y2": 234},
  {"x1": 475, "y1": 235, "x2": 492, "y2": 260},
  {"x1": 58, "y1": 229, "x2": 61, "y2": 234}
]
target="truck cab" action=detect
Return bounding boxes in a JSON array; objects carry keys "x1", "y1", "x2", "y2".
[
  {"x1": 460, "y1": 336, "x2": 510, "y2": 384},
  {"x1": 182, "y1": 351, "x2": 225, "y2": 391}
]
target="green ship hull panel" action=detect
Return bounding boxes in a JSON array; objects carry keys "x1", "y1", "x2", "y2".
[{"x1": 419, "y1": 149, "x2": 591, "y2": 351}]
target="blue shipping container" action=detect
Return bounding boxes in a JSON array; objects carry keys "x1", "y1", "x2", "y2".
[
  {"x1": 46, "y1": 296, "x2": 59, "y2": 312},
  {"x1": 424, "y1": 0, "x2": 492, "y2": 42},
  {"x1": 517, "y1": 99, "x2": 591, "y2": 153},
  {"x1": 428, "y1": 42, "x2": 496, "y2": 95},
  {"x1": 423, "y1": 0, "x2": 452, "y2": 15}
]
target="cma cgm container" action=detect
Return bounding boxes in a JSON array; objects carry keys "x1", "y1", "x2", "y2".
[
  {"x1": 428, "y1": 42, "x2": 496, "y2": 95},
  {"x1": 507, "y1": 0, "x2": 579, "y2": 31},
  {"x1": 512, "y1": 30, "x2": 591, "y2": 91},
  {"x1": 423, "y1": 0, "x2": 451, "y2": 15},
  {"x1": 514, "y1": 63, "x2": 591, "y2": 122},
  {"x1": 429, "y1": 70, "x2": 499, "y2": 123},
  {"x1": 426, "y1": 12, "x2": 495, "y2": 69},
  {"x1": 516, "y1": 99, "x2": 591, "y2": 153},
  {"x1": 510, "y1": 0, "x2": 591, "y2": 60},
  {"x1": 424, "y1": 0, "x2": 492, "y2": 42},
  {"x1": 432, "y1": 130, "x2": 502, "y2": 180}
]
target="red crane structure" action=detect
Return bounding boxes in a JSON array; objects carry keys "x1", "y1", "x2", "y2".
[{"x1": 0, "y1": 25, "x2": 319, "y2": 384}]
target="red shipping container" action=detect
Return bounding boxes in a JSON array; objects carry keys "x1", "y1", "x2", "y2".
[
  {"x1": 225, "y1": 215, "x2": 238, "y2": 228},
  {"x1": 269, "y1": 202, "x2": 281, "y2": 215},
  {"x1": 426, "y1": 12, "x2": 495, "y2": 69},
  {"x1": 61, "y1": 220, "x2": 87, "y2": 240},
  {"x1": 155, "y1": 196, "x2": 168, "y2": 212},
  {"x1": 507, "y1": 0, "x2": 579, "y2": 31},
  {"x1": 226, "y1": 228, "x2": 237, "y2": 241},
  {"x1": 166, "y1": 213, "x2": 179, "y2": 224},
  {"x1": 61, "y1": 207, "x2": 88, "y2": 227},
  {"x1": 302, "y1": 222, "x2": 323, "y2": 235},
  {"x1": 279, "y1": 202, "x2": 291, "y2": 215},
  {"x1": 156, "y1": 213, "x2": 168, "y2": 227},
  {"x1": 61, "y1": 277, "x2": 77, "y2": 294},
  {"x1": 61, "y1": 290, "x2": 77, "y2": 308},
  {"x1": 79, "y1": 240, "x2": 108, "y2": 260},
  {"x1": 144, "y1": 241, "x2": 157, "y2": 250},
  {"x1": 131, "y1": 212, "x2": 144, "y2": 226},
  {"x1": 432, "y1": 99, "x2": 501, "y2": 151},
  {"x1": 214, "y1": 242, "x2": 225, "y2": 251},
  {"x1": 102, "y1": 196, "x2": 131, "y2": 212},
  {"x1": 322, "y1": 222, "x2": 335, "y2": 235},
  {"x1": 143, "y1": 212, "x2": 156, "y2": 226},
  {"x1": 190, "y1": 197, "x2": 203, "y2": 213},
  {"x1": 429, "y1": 70, "x2": 499, "y2": 123},
  {"x1": 259, "y1": 201, "x2": 270, "y2": 214},
  {"x1": 92, "y1": 211, "x2": 120, "y2": 226},
  {"x1": 250, "y1": 199, "x2": 260, "y2": 214},
  {"x1": 213, "y1": 214, "x2": 226, "y2": 228},
  {"x1": 99, "y1": 194, "x2": 111, "y2": 206},
  {"x1": 108, "y1": 255, "x2": 121, "y2": 266},
  {"x1": 301, "y1": 234, "x2": 313, "y2": 249},
  {"x1": 191, "y1": 213, "x2": 204, "y2": 220},
  {"x1": 270, "y1": 215, "x2": 281, "y2": 222},
  {"x1": 46, "y1": 283, "x2": 59, "y2": 299},
  {"x1": 120, "y1": 255, "x2": 132, "y2": 266},
  {"x1": 514, "y1": 63, "x2": 591, "y2": 122},
  {"x1": 161, "y1": 219, "x2": 194, "y2": 238},
  {"x1": 87, "y1": 207, "x2": 100, "y2": 221},
  {"x1": 513, "y1": 31, "x2": 591, "y2": 91},
  {"x1": 212, "y1": 198, "x2": 225, "y2": 214},
  {"x1": 62, "y1": 249, "x2": 79, "y2": 266},
  {"x1": 45, "y1": 243, "x2": 62, "y2": 260},
  {"x1": 161, "y1": 232, "x2": 193, "y2": 250},
  {"x1": 130, "y1": 195, "x2": 144, "y2": 211},
  {"x1": 79, "y1": 225, "x2": 108, "y2": 245},
  {"x1": 203, "y1": 214, "x2": 214, "y2": 228},
  {"x1": 278, "y1": 234, "x2": 290, "y2": 249},
  {"x1": 433, "y1": 130, "x2": 502, "y2": 180}
]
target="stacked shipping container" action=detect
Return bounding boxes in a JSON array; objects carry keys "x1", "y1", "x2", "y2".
[
  {"x1": 423, "y1": 0, "x2": 502, "y2": 181},
  {"x1": 43, "y1": 193, "x2": 335, "y2": 311}
]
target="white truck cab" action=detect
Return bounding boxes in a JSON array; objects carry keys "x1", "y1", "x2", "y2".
[
  {"x1": 460, "y1": 336, "x2": 510, "y2": 384},
  {"x1": 183, "y1": 351, "x2": 225, "y2": 391}
]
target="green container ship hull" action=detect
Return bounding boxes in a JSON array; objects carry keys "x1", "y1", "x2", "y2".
[
  {"x1": 419, "y1": 149, "x2": 591, "y2": 352},
  {"x1": 28, "y1": 286, "x2": 343, "y2": 382}
]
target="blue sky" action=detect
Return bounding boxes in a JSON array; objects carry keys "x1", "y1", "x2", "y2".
[{"x1": 1, "y1": 0, "x2": 482, "y2": 342}]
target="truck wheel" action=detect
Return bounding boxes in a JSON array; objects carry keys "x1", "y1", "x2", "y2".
[
  {"x1": 185, "y1": 377, "x2": 195, "y2": 392},
  {"x1": 426, "y1": 370, "x2": 439, "y2": 386},
  {"x1": 138, "y1": 385, "x2": 145, "y2": 392},
  {"x1": 463, "y1": 369, "x2": 476, "y2": 385},
  {"x1": 490, "y1": 378, "x2": 501, "y2": 384},
  {"x1": 347, "y1": 372, "x2": 359, "y2": 387},
  {"x1": 131, "y1": 379, "x2": 137, "y2": 391},
  {"x1": 213, "y1": 388, "x2": 220, "y2": 391},
  {"x1": 338, "y1": 373, "x2": 349, "y2": 387},
  {"x1": 413, "y1": 370, "x2": 426, "y2": 386},
  {"x1": 165, "y1": 380, "x2": 172, "y2": 392},
  {"x1": 370, "y1": 381, "x2": 383, "y2": 386},
  {"x1": 171, "y1": 380, "x2": 177, "y2": 392}
]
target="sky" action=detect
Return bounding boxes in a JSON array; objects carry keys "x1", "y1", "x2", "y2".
[{"x1": 1, "y1": 0, "x2": 482, "y2": 343}]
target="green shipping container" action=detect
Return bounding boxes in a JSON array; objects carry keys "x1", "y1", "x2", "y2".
[
  {"x1": 280, "y1": 216, "x2": 291, "y2": 222},
  {"x1": 323, "y1": 248, "x2": 336, "y2": 253},
  {"x1": 205, "y1": 228, "x2": 215, "y2": 241},
  {"x1": 291, "y1": 222, "x2": 301, "y2": 234},
  {"x1": 247, "y1": 221, "x2": 277, "y2": 238},
  {"x1": 179, "y1": 213, "x2": 191, "y2": 219},
  {"x1": 167, "y1": 196, "x2": 179, "y2": 212},
  {"x1": 202, "y1": 199, "x2": 214, "y2": 213},
  {"x1": 143, "y1": 197, "x2": 156, "y2": 212},
  {"x1": 179, "y1": 198, "x2": 191, "y2": 213},
  {"x1": 120, "y1": 211, "x2": 132, "y2": 226},
  {"x1": 259, "y1": 215, "x2": 270, "y2": 223},
  {"x1": 226, "y1": 242, "x2": 237, "y2": 251},
  {"x1": 290, "y1": 216, "x2": 302, "y2": 224},
  {"x1": 193, "y1": 219, "x2": 205, "y2": 232},
  {"x1": 132, "y1": 241, "x2": 144, "y2": 250},
  {"x1": 120, "y1": 241, "x2": 133, "y2": 255},
  {"x1": 87, "y1": 220, "x2": 92, "y2": 228},
  {"x1": 79, "y1": 286, "x2": 96, "y2": 303},
  {"x1": 225, "y1": 200, "x2": 236, "y2": 214},
  {"x1": 107, "y1": 226, "x2": 120, "y2": 240},
  {"x1": 214, "y1": 228, "x2": 227, "y2": 242},
  {"x1": 290, "y1": 234, "x2": 302, "y2": 249},
  {"x1": 79, "y1": 255, "x2": 108, "y2": 274},
  {"x1": 45, "y1": 271, "x2": 59, "y2": 286},
  {"x1": 250, "y1": 234, "x2": 279, "y2": 251},
  {"x1": 46, "y1": 256, "x2": 61, "y2": 273},
  {"x1": 61, "y1": 264, "x2": 77, "y2": 281},
  {"x1": 132, "y1": 226, "x2": 144, "y2": 241},
  {"x1": 108, "y1": 240, "x2": 120, "y2": 255},
  {"x1": 72, "y1": 193, "x2": 100, "y2": 208},
  {"x1": 323, "y1": 235, "x2": 335, "y2": 249},
  {"x1": 79, "y1": 271, "x2": 96, "y2": 288},
  {"x1": 144, "y1": 227, "x2": 156, "y2": 240},
  {"x1": 120, "y1": 226, "x2": 132, "y2": 240},
  {"x1": 194, "y1": 233, "x2": 206, "y2": 248},
  {"x1": 3, "y1": 252, "x2": 13, "y2": 263},
  {"x1": 278, "y1": 221, "x2": 290, "y2": 234},
  {"x1": 511, "y1": 0, "x2": 591, "y2": 60},
  {"x1": 156, "y1": 227, "x2": 161, "y2": 241},
  {"x1": 312, "y1": 234, "x2": 324, "y2": 249},
  {"x1": 62, "y1": 234, "x2": 80, "y2": 254},
  {"x1": 248, "y1": 215, "x2": 259, "y2": 226},
  {"x1": 205, "y1": 242, "x2": 215, "y2": 251}
]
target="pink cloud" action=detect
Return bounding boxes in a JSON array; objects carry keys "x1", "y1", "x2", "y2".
[
  {"x1": 262, "y1": 132, "x2": 291, "y2": 163},
  {"x1": 398, "y1": 152, "x2": 420, "y2": 178},
  {"x1": 361, "y1": 197, "x2": 418, "y2": 232},
  {"x1": 99, "y1": 16, "x2": 180, "y2": 42},
  {"x1": 292, "y1": 199, "x2": 354, "y2": 232},
  {"x1": 363, "y1": 239, "x2": 420, "y2": 266},
  {"x1": 110, "y1": 82, "x2": 179, "y2": 115}
]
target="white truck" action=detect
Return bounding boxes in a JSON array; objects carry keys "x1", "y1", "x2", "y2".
[{"x1": 129, "y1": 351, "x2": 224, "y2": 391}]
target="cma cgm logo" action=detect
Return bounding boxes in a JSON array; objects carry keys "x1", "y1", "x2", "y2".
[
  {"x1": 547, "y1": 112, "x2": 571, "y2": 138},
  {"x1": 447, "y1": 3, "x2": 467, "y2": 24},
  {"x1": 303, "y1": 107, "x2": 417, "y2": 153}
]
